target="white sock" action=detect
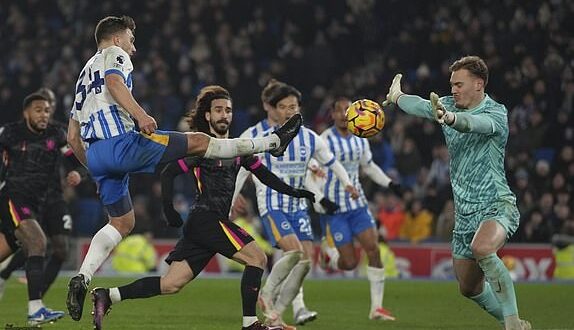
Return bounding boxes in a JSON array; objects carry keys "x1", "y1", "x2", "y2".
[
  {"x1": 292, "y1": 287, "x2": 306, "y2": 314},
  {"x1": 326, "y1": 247, "x2": 340, "y2": 270},
  {"x1": 261, "y1": 251, "x2": 301, "y2": 301},
  {"x1": 78, "y1": 224, "x2": 123, "y2": 283},
  {"x1": 275, "y1": 260, "x2": 311, "y2": 314},
  {"x1": 367, "y1": 266, "x2": 385, "y2": 312},
  {"x1": 28, "y1": 299, "x2": 44, "y2": 315},
  {"x1": 109, "y1": 287, "x2": 122, "y2": 304},
  {"x1": 203, "y1": 135, "x2": 280, "y2": 159},
  {"x1": 242, "y1": 316, "x2": 258, "y2": 327}
]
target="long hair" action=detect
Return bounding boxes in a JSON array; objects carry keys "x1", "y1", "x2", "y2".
[{"x1": 192, "y1": 85, "x2": 231, "y2": 134}]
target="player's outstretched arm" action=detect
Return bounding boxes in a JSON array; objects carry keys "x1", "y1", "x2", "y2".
[
  {"x1": 245, "y1": 156, "x2": 315, "y2": 202},
  {"x1": 66, "y1": 118, "x2": 88, "y2": 167},
  {"x1": 105, "y1": 74, "x2": 157, "y2": 135},
  {"x1": 430, "y1": 92, "x2": 496, "y2": 134},
  {"x1": 382, "y1": 74, "x2": 434, "y2": 120},
  {"x1": 160, "y1": 160, "x2": 192, "y2": 227}
]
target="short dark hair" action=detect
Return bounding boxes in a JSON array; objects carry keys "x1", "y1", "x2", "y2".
[
  {"x1": 192, "y1": 85, "x2": 231, "y2": 134},
  {"x1": 23, "y1": 93, "x2": 49, "y2": 110},
  {"x1": 95, "y1": 15, "x2": 136, "y2": 45},
  {"x1": 261, "y1": 79, "x2": 301, "y2": 107},
  {"x1": 331, "y1": 96, "x2": 351, "y2": 111},
  {"x1": 449, "y1": 56, "x2": 489, "y2": 87}
]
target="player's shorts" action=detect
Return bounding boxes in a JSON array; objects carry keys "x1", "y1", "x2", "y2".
[
  {"x1": 320, "y1": 207, "x2": 376, "y2": 247},
  {"x1": 261, "y1": 209, "x2": 313, "y2": 247},
  {"x1": 0, "y1": 196, "x2": 25, "y2": 251},
  {"x1": 165, "y1": 210, "x2": 254, "y2": 276},
  {"x1": 452, "y1": 199, "x2": 520, "y2": 260},
  {"x1": 87, "y1": 130, "x2": 187, "y2": 208},
  {"x1": 39, "y1": 198, "x2": 72, "y2": 236}
]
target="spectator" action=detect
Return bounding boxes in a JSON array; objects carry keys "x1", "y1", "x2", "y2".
[{"x1": 399, "y1": 199, "x2": 433, "y2": 244}]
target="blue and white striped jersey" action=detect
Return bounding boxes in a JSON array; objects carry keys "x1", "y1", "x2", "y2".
[
  {"x1": 240, "y1": 119, "x2": 336, "y2": 215},
  {"x1": 70, "y1": 46, "x2": 135, "y2": 142},
  {"x1": 321, "y1": 127, "x2": 371, "y2": 213}
]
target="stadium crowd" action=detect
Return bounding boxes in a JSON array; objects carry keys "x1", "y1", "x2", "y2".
[{"x1": 0, "y1": 0, "x2": 572, "y2": 243}]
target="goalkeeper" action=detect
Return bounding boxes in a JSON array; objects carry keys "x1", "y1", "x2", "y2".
[{"x1": 383, "y1": 56, "x2": 530, "y2": 330}]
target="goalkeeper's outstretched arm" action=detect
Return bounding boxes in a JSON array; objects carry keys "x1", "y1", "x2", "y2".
[{"x1": 383, "y1": 74, "x2": 434, "y2": 119}]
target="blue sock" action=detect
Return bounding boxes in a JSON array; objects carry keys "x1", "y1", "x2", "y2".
[
  {"x1": 470, "y1": 281, "x2": 504, "y2": 325},
  {"x1": 477, "y1": 254, "x2": 518, "y2": 317}
]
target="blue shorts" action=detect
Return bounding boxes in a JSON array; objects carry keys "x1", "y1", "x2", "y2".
[
  {"x1": 87, "y1": 130, "x2": 187, "y2": 207},
  {"x1": 261, "y1": 210, "x2": 314, "y2": 247},
  {"x1": 320, "y1": 207, "x2": 376, "y2": 247}
]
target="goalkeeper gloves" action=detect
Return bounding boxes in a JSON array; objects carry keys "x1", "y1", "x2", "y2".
[
  {"x1": 430, "y1": 92, "x2": 455, "y2": 125},
  {"x1": 382, "y1": 74, "x2": 405, "y2": 106}
]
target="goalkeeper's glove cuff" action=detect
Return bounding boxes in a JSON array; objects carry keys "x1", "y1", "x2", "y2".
[{"x1": 444, "y1": 112, "x2": 456, "y2": 126}]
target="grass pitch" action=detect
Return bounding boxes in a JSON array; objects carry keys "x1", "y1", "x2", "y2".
[{"x1": 0, "y1": 277, "x2": 572, "y2": 329}]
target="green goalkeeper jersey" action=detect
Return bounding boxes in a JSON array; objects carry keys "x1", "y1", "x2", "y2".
[{"x1": 397, "y1": 94, "x2": 516, "y2": 215}]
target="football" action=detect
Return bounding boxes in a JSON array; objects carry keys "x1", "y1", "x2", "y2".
[{"x1": 346, "y1": 99, "x2": 385, "y2": 138}]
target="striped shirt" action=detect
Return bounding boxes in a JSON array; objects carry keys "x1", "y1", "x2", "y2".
[
  {"x1": 70, "y1": 46, "x2": 135, "y2": 142},
  {"x1": 321, "y1": 127, "x2": 370, "y2": 213},
  {"x1": 241, "y1": 119, "x2": 336, "y2": 215}
]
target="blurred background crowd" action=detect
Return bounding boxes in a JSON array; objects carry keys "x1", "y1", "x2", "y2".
[{"x1": 1, "y1": 0, "x2": 572, "y2": 245}]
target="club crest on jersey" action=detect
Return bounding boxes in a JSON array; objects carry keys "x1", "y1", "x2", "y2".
[
  {"x1": 116, "y1": 55, "x2": 124, "y2": 64},
  {"x1": 334, "y1": 232, "x2": 344, "y2": 242},
  {"x1": 46, "y1": 139, "x2": 56, "y2": 151},
  {"x1": 281, "y1": 221, "x2": 291, "y2": 230},
  {"x1": 299, "y1": 146, "x2": 307, "y2": 158}
]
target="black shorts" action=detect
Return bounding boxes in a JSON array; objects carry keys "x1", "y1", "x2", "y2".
[
  {"x1": 165, "y1": 211, "x2": 254, "y2": 276},
  {"x1": 39, "y1": 198, "x2": 72, "y2": 236},
  {"x1": 0, "y1": 196, "x2": 23, "y2": 251}
]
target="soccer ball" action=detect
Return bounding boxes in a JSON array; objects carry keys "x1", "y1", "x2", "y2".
[{"x1": 346, "y1": 99, "x2": 385, "y2": 138}]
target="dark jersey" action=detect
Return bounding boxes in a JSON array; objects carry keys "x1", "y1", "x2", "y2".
[
  {"x1": 161, "y1": 155, "x2": 309, "y2": 222},
  {"x1": 0, "y1": 121, "x2": 67, "y2": 203}
]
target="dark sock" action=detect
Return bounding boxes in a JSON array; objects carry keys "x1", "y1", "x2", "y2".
[
  {"x1": 118, "y1": 276, "x2": 161, "y2": 300},
  {"x1": 0, "y1": 249, "x2": 26, "y2": 280},
  {"x1": 241, "y1": 266, "x2": 264, "y2": 317},
  {"x1": 42, "y1": 255, "x2": 64, "y2": 293},
  {"x1": 26, "y1": 256, "x2": 45, "y2": 300}
]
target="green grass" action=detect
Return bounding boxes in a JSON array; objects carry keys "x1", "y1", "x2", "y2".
[{"x1": 0, "y1": 277, "x2": 573, "y2": 329}]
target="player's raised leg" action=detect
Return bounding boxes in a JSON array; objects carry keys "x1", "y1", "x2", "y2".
[{"x1": 186, "y1": 112, "x2": 302, "y2": 159}]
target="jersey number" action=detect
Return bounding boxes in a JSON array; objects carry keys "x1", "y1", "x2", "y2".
[
  {"x1": 62, "y1": 214, "x2": 72, "y2": 230},
  {"x1": 298, "y1": 218, "x2": 312, "y2": 236},
  {"x1": 75, "y1": 69, "x2": 105, "y2": 110}
]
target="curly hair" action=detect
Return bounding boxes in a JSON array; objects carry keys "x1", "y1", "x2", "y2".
[{"x1": 192, "y1": 85, "x2": 231, "y2": 134}]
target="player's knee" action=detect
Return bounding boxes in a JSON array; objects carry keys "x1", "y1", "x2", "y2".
[
  {"x1": 338, "y1": 257, "x2": 358, "y2": 270},
  {"x1": 186, "y1": 132, "x2": 210, "y2": 155},
  {"x1": 27, "y1": 236, "x2": 47, "y2": 255},
  {"x1": 253, "y1": 250, "x2": 268, "y2": 269},
  {"x1": 470, "y1": 242, "x2": 493, "y2": 259}
]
